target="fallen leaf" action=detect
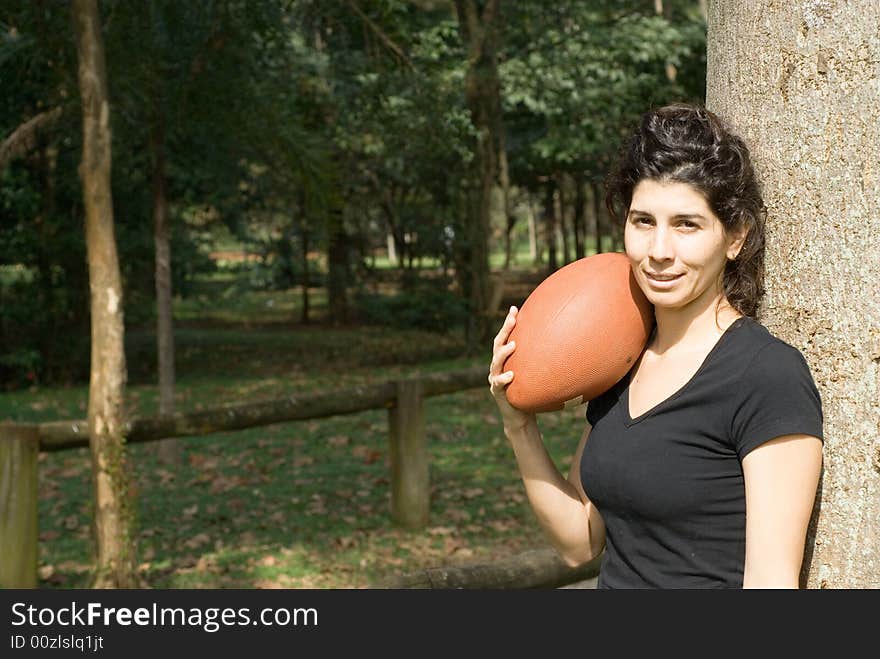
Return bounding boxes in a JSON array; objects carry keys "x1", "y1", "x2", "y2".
[
  {"x1": 254, "y1": 579, "x2": 285, "y2": 589},
  {"x1": 335, "y1": 536, "x2": 356, "y2": 550},
  {"x1": 427, "y1": 526, "x2": 455, "y2": 536},
  {"x1": 183, "y1": 533, "x2": 211, "y2": 550},
  {"x1": 447, "y1": 509, "x2": 472, "y2": 523}
]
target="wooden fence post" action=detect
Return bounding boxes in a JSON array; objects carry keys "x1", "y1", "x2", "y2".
[
  {"x1": 0, "y1": 423, "x2": 39, "y2": 588},
  {"x1": 388, "y1": 379, "x2": 429, "y2": 529}
]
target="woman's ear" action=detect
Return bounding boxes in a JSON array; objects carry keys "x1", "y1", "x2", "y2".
[{"x1": 727, "y1": 224, "x2": 748, "y2": 261}]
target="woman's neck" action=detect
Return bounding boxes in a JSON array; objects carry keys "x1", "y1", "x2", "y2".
[{"x1": 650, "y1": 294, "x2": 742, "y2": 355}]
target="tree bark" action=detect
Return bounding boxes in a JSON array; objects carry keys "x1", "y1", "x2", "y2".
[
  {"x1": 707, "y1": 0, "x2": 880, "y2": 588},
  {"x1": 72, "y1": 0, "x2": 140, "y2": 588},
  {"x1": 151, "y1": 111, "x2": 180, "y2": 465},
  {"x1": 0, "y1": 424, "x2": 39, "y2": 588}
]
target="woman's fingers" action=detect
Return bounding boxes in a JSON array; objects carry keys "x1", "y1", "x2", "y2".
[
  {"x1": 492, "y1": 306, "x2": 518, "y2": 349},
  {"x1": 489, "y1": 339, "x2": 516, "y2": 375},
  {"x1": 489, "y1": 306, "x2": 519, "y2": 396},
  {"x1": 489, "y1": 369, "x2": 514, "y2": 393}
]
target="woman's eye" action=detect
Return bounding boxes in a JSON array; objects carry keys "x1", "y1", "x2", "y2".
[{"x1": 679, "y1": 220, "x2": 697, "y2": 229}]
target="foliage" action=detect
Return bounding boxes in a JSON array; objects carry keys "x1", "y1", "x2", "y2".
[
  {"x1": 353, "y1": 275, "x2": 468, "y2": 333},
  {"x1": 501, "y1": 1, "x2": 707, "y2": 185},
  {"x1": 0, "y1": 1, "x2": 708, "y2": 388}
]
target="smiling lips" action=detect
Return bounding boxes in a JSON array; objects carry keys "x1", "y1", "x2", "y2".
[
  {"x1": 646, "y1": 272, "x2": 683, "y2": 281},
  {"x1": 644, "y1": 271, "x2": 684, "y2": 288}
]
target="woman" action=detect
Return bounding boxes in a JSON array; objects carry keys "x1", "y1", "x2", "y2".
[{"x1": 488, "y1": 103, "x2": 824, "y2": 589}]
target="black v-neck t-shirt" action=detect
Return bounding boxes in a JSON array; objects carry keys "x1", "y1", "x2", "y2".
[{"x1": 580, "y1": 316, "x2": 824, "y2": 589}]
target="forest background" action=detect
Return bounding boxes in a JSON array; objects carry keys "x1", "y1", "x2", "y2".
[{"x1": 2, "y1": 0, "x2": 711, "y2": 588}]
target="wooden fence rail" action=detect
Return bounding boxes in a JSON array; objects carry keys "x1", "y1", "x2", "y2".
[{"x1": 0, "y1": 366, "x2": 490, "y2": 588}]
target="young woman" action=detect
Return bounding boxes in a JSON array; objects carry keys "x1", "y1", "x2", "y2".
[{"x1": 488, "y1": 103, "x2": 824, "y2": 588}]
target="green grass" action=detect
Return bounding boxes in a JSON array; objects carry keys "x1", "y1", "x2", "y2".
[{"x1": 2, "y1": 267, "x2": 589, "y2": 589}]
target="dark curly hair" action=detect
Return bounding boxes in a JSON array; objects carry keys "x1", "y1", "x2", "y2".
[{"x1": 604, "y1": 102, "x2": 767, "y2": 319}]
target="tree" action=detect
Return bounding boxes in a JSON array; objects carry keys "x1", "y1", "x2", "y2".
[
  {"x1": 71, "y1": 0, "x2": 140, "y2": 588},
  {"x1": 707, "y1": 0, "x2": 880, "y2": 588},
  {"x1": 454, "y1": 0, "x2": 504, "y2": 351}
]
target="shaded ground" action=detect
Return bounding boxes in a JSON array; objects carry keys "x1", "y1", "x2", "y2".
[{"x1": 2, "y1": 266, "x2": 590, "y2": 589}]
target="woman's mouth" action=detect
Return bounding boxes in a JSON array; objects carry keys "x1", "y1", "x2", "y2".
[{"x1": 645, "y1": 271, "x2": 684, "y2": 289}]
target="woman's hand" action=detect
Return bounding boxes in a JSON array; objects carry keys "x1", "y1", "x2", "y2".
[{"x1": 488, "y1": 306, "x2": 535, "y2": 431}]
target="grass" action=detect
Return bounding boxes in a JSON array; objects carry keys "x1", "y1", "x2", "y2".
[{"x1": 1, "y1": 263, "x2": 590, "y2": 589}]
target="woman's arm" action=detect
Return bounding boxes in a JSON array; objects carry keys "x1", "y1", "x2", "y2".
[
  {"x1": 741, "y1": 433, "x2": 823, "y2": 588},
  {"x1": 489, "y1": 305, "x2": 604, "y2": 567},
  {"x1": 505, "y1": 419, "x2": 605, "y2": 566}
]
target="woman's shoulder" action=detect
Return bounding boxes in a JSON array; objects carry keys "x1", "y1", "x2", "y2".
[
  {"x1": 729, "y1": 316, "x2": 804, "y2": 354},
  {"x1": 727, "y1": 316, "x2": 816, "y2": 381}
]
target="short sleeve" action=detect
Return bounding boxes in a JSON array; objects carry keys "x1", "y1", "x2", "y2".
[{"x1": 730, "y1": 341, "x2": 824, "y2": 460}]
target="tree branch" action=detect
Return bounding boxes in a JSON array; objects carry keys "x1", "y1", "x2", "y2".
[
  {"x1": 346, "y1": 0, "x2": 414, "y2": 71},
  {"x1": 0, "y1": 107, "x2": 63, "y2": 170}
]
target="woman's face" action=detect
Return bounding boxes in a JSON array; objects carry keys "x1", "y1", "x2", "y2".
[{"x1": 624, "y1": 179, "x2": 745, "y2": 313}]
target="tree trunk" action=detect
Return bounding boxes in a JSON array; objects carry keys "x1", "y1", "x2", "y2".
[
  {"x1": 573, "y1": 173, "x2": 585, "y2": 260},
  {"x1": 528, "y1": 199, "x2": 539, "y2": 264},
  {"x1": 590, "y1": 181, "x2": 604, "y2": 254},
  {"x1": 386, "y1": 231, "x2": 397, "y2": 265},
  {"x1": 0, "y1": 424, "x2": 39, "y2": 588},
  {"x1": 151, "y1": 112, "x2": 179, "y2": 466},
  {"x1": 654, "y1": 0, "x2": 677, "y2": 81},
  {"x1": 72, "y1": 0, "x2": 140, "y2": 588},
  {"x1": 299, "y1": 213, "x2": 311, "y2": 325},
  {"x1": 455, "y1": 0, "x2": 502, "y2": 351},
  {"x1": 499, "y1": 125, "x2": 515, "y2": 270},
  {"x1": 556, "y1": 175, "x2": 570, "y2": 265},
  {"x1": 707, "y1": 0, "x2": 880, "y2": 588},
  {"x1": 544, "y1": 179, "x2": 558, "y2": 271},
  {"x1": 326, "y1": 208, "x2": 350, "y2": 325},
  {"x1": 34, "y1": 145, "x2": 58, "y2": 381}
]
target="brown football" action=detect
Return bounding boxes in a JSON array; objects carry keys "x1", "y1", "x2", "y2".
[{"x1": 503, "y1": 252, "x2": 654, "y2": 413}]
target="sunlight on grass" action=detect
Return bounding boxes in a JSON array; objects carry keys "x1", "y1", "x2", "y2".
[{"x1": 2, "y1": 257, "x2": 596, "y2": 589}]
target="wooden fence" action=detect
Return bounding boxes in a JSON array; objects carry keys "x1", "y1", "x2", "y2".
[{"x1": 0, "y1": 366, "x2": 492, "y2": 588}]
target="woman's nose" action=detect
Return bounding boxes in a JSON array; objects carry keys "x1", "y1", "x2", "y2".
[{"x1": 648, "y1": 226, "x2": 674, "y2": 261}]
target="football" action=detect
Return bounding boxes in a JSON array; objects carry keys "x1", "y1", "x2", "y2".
[{"x1": 503, "y1": 252, "x2": 654, "y2": 413}]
